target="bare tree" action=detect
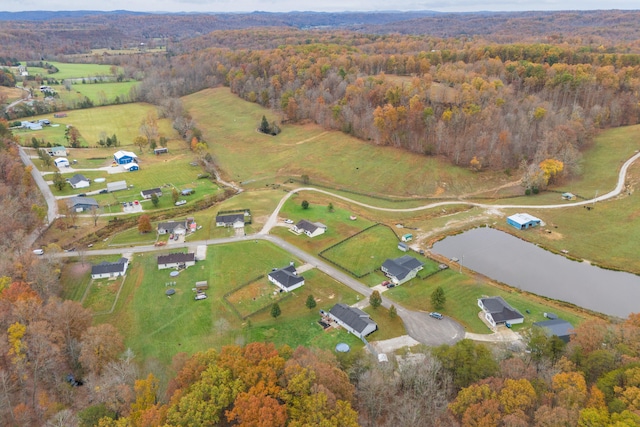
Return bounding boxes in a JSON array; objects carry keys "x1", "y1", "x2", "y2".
[{"x1": 90, "y1": 206, "x2": 100, "y2": 227}]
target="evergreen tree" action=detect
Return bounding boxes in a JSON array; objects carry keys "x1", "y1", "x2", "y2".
[
  {"x1": 369, "y1": 290, "x2": 382, "y2": 309},
  {"x1": 431, "y1": 286, "x2": 446, "y2": 310},
  {"x1": 389, "y1": 305, "x2": 397, "y2": 319},
  {"x1": 259, "y1": 115, "x2": 270, "y2": 134},
  {"x1": 306, "y1": 295, "x2": 317, "y2": 309},
  {"x1": 301, "y1": 200, "x2": 309, "y2": 210},
  {"x1": 270, "y1": 303, "x2": 281, "y2": 319},
  {"x1": 150, "y1": 193, "x2": 159, "y2": 207}
]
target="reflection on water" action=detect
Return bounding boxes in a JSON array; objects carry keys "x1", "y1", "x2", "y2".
[{"x1": 431, "y1": 227, "x2": 640, "y2": 318}]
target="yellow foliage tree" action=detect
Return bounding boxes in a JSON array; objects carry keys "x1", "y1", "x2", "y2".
[
  {"x1": 539, "y1": 158, "x2": 564, "y2": 186},
  {"x1": 7, "y1": 322, "x2": 27, "y2": 364},
  {"x1": 498, "y1": 378, "x2": 537, "y2": 415}
]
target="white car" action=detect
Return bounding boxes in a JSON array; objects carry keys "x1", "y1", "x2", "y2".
[
  {"x1": 195, "y1": 293, "x2": 207, "y2": 300},
  {"x1": 175, "y1": 200, "x2": 187, "y2": 206},
  {"x1": 32, "y1": 249, "x2": 44, "y2": 255},
  {"x1": 284, "y1": 219, "x2": 294, "y2": 224}
]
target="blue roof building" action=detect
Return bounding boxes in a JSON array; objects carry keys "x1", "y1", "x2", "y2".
[
  {"x1": 507, "y1": 213, "x2": 541, "y2": 230},
  {"x1": 113, "y1": 150, "x2": 138, "y2": 165}
]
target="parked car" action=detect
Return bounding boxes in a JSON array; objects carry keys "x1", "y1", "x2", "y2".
[
  {"x1": 78, "y1": 193, "x2": 86, "y2": 197},
  {"x1": 429, "y1": 312, "x2": 444, "y2": 320},
  {"x1": 99, "y1": 189, "x2": 108, "y2": 194},
  {"x1": 195, "y1": 294, "x2": 208, "y2": 300},
  {"x1": 133, "y1": 200, "x2": 139, "y2": 205},
  {"x1": 387, "y1": 283, "x2": 396, "y2": 288},
  {"x1": 284, "y1": 219, "x2": 294, "y2": 224},
  {"x1": 32, "y1": 249, "x2": 44, "y2": 255},
  {"x1": 382, "y1": 280, "x2": 390, "y2": 286},
  {"x1": 175, "y1": 200, "x2": 187, "y2": 206},
  {"x1": 438, "y1": 264, "x2": 449, "y2": 270}
]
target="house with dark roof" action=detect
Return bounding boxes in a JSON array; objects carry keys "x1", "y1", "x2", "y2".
[
  {"x1": 91, "y1": 258, "x2": 129, "y2": 279},
  {"x1": 157, "y1": 252, "x2": 196, "y2": 270},
  {"x1": 157, "y1": 220, "x2": 188, "y2": 235},
  {"x1": 215, "y1": 213, "x2": 245, "y2": 228},
  {"x1": 67, "y1": 196, "x2": 99, "y2": 212},
  {"x1": 328, "y1": 303, "x2": 378, "y2": 339},
  {"x1": 533, "y1": 318, "x2": 575, "y2": 343},
  {"x1": 381, "y1": 255, "x2": 424, "y2": 285},
  {"x1": 68, "y1": 174, "x2": 90, "y2": 189},
  {"x1": 140, "y1": 188, "x2": 162, "y2": 199},
  {"x1": 292, "y1": 219, "x2": 327, "y2": 238},
  {"x1": 478, "y1": 296, "x2": 525, "y2": 328},
  {"x1": 268, "y1": 263, "x2": 305, "y2": 292}
]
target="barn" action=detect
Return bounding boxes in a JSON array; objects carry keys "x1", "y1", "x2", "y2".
[
  {"x1": 113, "y1": 150, "x2": 138, "y2": 165},
  {"x1": 506, "y1": 213, "x2": 541, "y2": 230}
]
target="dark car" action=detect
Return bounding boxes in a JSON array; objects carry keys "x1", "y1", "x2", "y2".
[
  {"x1": 78, "y1": 193, "x2": 86, "y2": 197},
  {"x1": 99, "y1": 189, "x2": 108, "y2": 194},
  {"x1": 429, "y1": 312, "x2": 444, "y2": 320},
  {"x1": 66, "y1": 374, "x2": 83, "y2": 387},
  {"x1": 387, "y1": 283, "x2": 396, "y2": 288}
]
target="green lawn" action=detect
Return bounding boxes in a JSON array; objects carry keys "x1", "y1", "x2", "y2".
[
  {"x1": 82, "y1": 278, "x2": 123, "y2": 313},
  {"x1": 25, "y1": 62, "x2": 119, "y2": 80},
  {"x1": 54, "y1": 81, "x2": 139, "y2": 105},
  {"x1": 66, "y1": 240, "x2": 369, "y2": 366},
  {"x1": 385, "y1": 268, "x2": 590, "y2": 333}
]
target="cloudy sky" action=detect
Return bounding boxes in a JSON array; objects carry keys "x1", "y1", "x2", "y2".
[{"x1": 1, "y1": 0, "x2": 638, "y2": 13}]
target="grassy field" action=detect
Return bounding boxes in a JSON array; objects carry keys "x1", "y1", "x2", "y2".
[
  {"x1": 386, "y1": 268, "x2": 591, "y2": 333},
  {"x1": 17, "y1": 103, "x2": 179, "y2": 147},
  {"x1": 82, "y1": 277, "x2": 123, "y2": 313},
  {"x1": 53, "y1": 81, "x2": 139, "y2": 105},
  {"x1": 60, "y1": 240, "x2": 370, "y2": 367},
  {"x1": 183, "y1": 88, "x2": 511, "y2": 198},
  {"x1": 24, "y1": 62, "x2": 119, "y2": 80}
]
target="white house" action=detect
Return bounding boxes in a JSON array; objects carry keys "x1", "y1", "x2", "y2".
[
  {"x1": 478, "y1": 296, "x2": 525, "y2": 328},
  {"x1": 328, "y1": 303, "x2": 378, "y2": 339},
  {"x1": 54, "y1": 157, "x2": 70, "y2": 168},
  {"x1": 140, "y1": 188, "x2": 162, "y2": 199},
  {"x1": 91, "y1": 258, "x2": 129, "y2": 279},
  {"x1": 292, "y1": 219, "x2": 327, "y2": 238},
  {"x1": 268, "y1": 263, "x2": 305, "y2": 292},
  {"x1": 68, "y1": 174, "x2": 90, "y2": 189},
  {"x1": 157, "y1": 252, "x2": 196, "y2": 270},
  {"x1": 48, "y1": 146, "x2": 67, "y2": 157},
  {"x1": 381, "y1": 255, "x2": 424, "y2": 285}
]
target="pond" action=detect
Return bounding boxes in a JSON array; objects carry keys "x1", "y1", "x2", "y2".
[{"x1": 431, "y1": 227, "x2": 640, "y2": 318}]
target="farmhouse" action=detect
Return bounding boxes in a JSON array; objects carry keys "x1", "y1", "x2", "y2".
[
  {"x1": 113, "y1": 150, "x2": 138, "y2": 165},
  {"x1": 48, "y1": 146, "x2": 67, "y2": 157},
  {"x1": 54, "y1": 157, "x2": 70, "y2": 168},
  {"x1": 122, "y1": 163, "x2": 139, "y2": 172},
  {"x1": 292, "y1": 219, "x2": 327, "y2": 238},
  {"x1": 215, "y1": 213, "x2": 245, "y2": 228},
  {"x1": 381, "y1": 255, "x2": 424, "y2": 285},
  {"x1": 507, "y1": 213, "x2": 542, "y2": 230},
  {"x1": 533, "y1": 318, "x2": 575, "y2": 343},
  {"x1": 157, "y1": 252, "x2": 196, "y2": 270},
  {"x1": 328, "y1": 303, "x2": 378, "y2": 339},
  {"x1": 154, "y1": 147, "x2": 169, "y2": 155},
  {"x1": 67, "y1": 196, "x2": 99, "y2": 212},
  {"x1": 140, "y1": 188, "x2": 162, "y2": 199},
  {"x1": 91, "y1": 258, "x2": 129, "y2": 279},
  {"x1": 157, "y1": 220, "x2": 188, "y2": 235},
  {"x1": 68, "y1": 174, "x2": 90, "y2": 189},
  {"x1": 478, "y1": 296, "x2": 525, "y2": 328},
  {"x1": 268, "y1": 263, "x2": 305, "y2": 292}
]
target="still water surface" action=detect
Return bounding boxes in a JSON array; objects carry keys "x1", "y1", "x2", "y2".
[{"x1": 431, "y1": 227, "x2": 640, "y2": 318}]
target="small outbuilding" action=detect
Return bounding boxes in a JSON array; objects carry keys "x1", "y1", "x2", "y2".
[
  {"x1": 107, "y1": 180, "x2": 127, "y2": 193},
  {"x1": 122, "y1": 163, "x2": 139, "y2": 172},
  {"x1": 561, "y1": 192, "x2": 576, "y2": 201},
  {"x1": 533, "y1": 318, "x2": 575, "y2": 343},
  {"x1": 397, "y1": 242, "x2": 409, "y2": 252},
  {"x1": 195, "y1": 281, "x2": 208, "y2": 291},
  {"x1": 154, "y1": 147, "x2": 169, "y2": 155},
  {"x1": 401, "y1": 233, "x2": 413, "y2": 242},
  {"x1": 54, "y1": 157, "x2": 70, "y2": 168},
  {"x1": 507, "y1": 213, "x2": 542, "y2": 230}
]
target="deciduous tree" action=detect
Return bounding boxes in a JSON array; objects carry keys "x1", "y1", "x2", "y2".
[
  {"x1": 369, "y1": 290, "x2": 382, "y2": 309},
  {"x1": 138, "y1": 215, "x2": 152, "y2": 234}
]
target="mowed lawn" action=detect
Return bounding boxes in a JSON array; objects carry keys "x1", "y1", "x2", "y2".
[
  {"x1": 183, "y1": 87, "x2": 509, "y2": 198},
  {"x1": 386, "y1": 268, "x2": 591, "y2": 333},
  {"x1": 54, "y1": 81, "x2": 139, "y2": 105},
  {"x1": 84, "y1": 240, "x2": 371, "y2": 366},
  {"x1": 24, "y1": 62, "x2": 118, "y2": 80}
]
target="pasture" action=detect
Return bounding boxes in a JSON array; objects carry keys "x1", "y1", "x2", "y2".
[
  {"x1": 24, "y1": 61, "x2": 118, "y2": 80},
  {"x1": 54, "y1": 81, "x2": 139, "y2": 105},
  {"x1": 183, "y1": 87, "x2": 510, "y2": 198}
]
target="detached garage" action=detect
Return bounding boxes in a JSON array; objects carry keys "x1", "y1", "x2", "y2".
[
  {"x1": 107, "y1": 180, "x2": 127, "y2": 192},
  {"x1": 507, "y1": 213, "x2": 541, "y2": 230}
]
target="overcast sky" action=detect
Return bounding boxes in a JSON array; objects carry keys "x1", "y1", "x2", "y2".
[{"x1": 1, "y1": 0, "x2": 638, "y2": 13}]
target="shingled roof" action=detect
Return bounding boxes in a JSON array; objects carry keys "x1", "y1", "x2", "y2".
[
  {"x1": 329, "y1": 303, "x2": 377, "y2": 335},
  {"x1": 91, "y1": 258, "x2": 128, "y2": 275},
  {"x1": 268, "y1": 265, "x2": 304, "y2": 290},
  {"x1": 157, "y1": 253, "x2": 195, "y2": 265}
]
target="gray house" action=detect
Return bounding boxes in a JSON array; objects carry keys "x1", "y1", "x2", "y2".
[
  {"x1": 91, "y1": 258, "x2": 129, "y2": 279},
  {"x1": 157, "y1": 220, "x2": 188, "y2": 235},
  {"x1": 478, "y1": 296, "x2": 525, "y2": 328},
  {"x1": 533, "y1": 318, "x2": 575, "y2": 343},
  {"x1": 140, "y1": 188, "x2": 162, "y2": 199},
  {"x1": 68, "y1": 174, "x2": 90, "y2": 189},
  {"x1": 268, "y1": 264, "x2": 305, "y2": 292},
  {"x1": 381, "y1": 255, "x2": 424, "y2": 285},
  {"x1": 215, "y1": 213, "x2": 245, "y2": 228},
  {"x1": 157, "y1": 252, "x2": 196, "y2": 270},
  {"x1": 328, "y1": 303, "x2": 378, "y2": 339},
  {"x1": 67, "y1": 196, "x2": 99, "y2": 212}
]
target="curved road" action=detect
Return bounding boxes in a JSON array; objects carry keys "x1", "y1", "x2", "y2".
[{"x1": 35, "y1": 150, "x2": 640, "y2": 347}]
